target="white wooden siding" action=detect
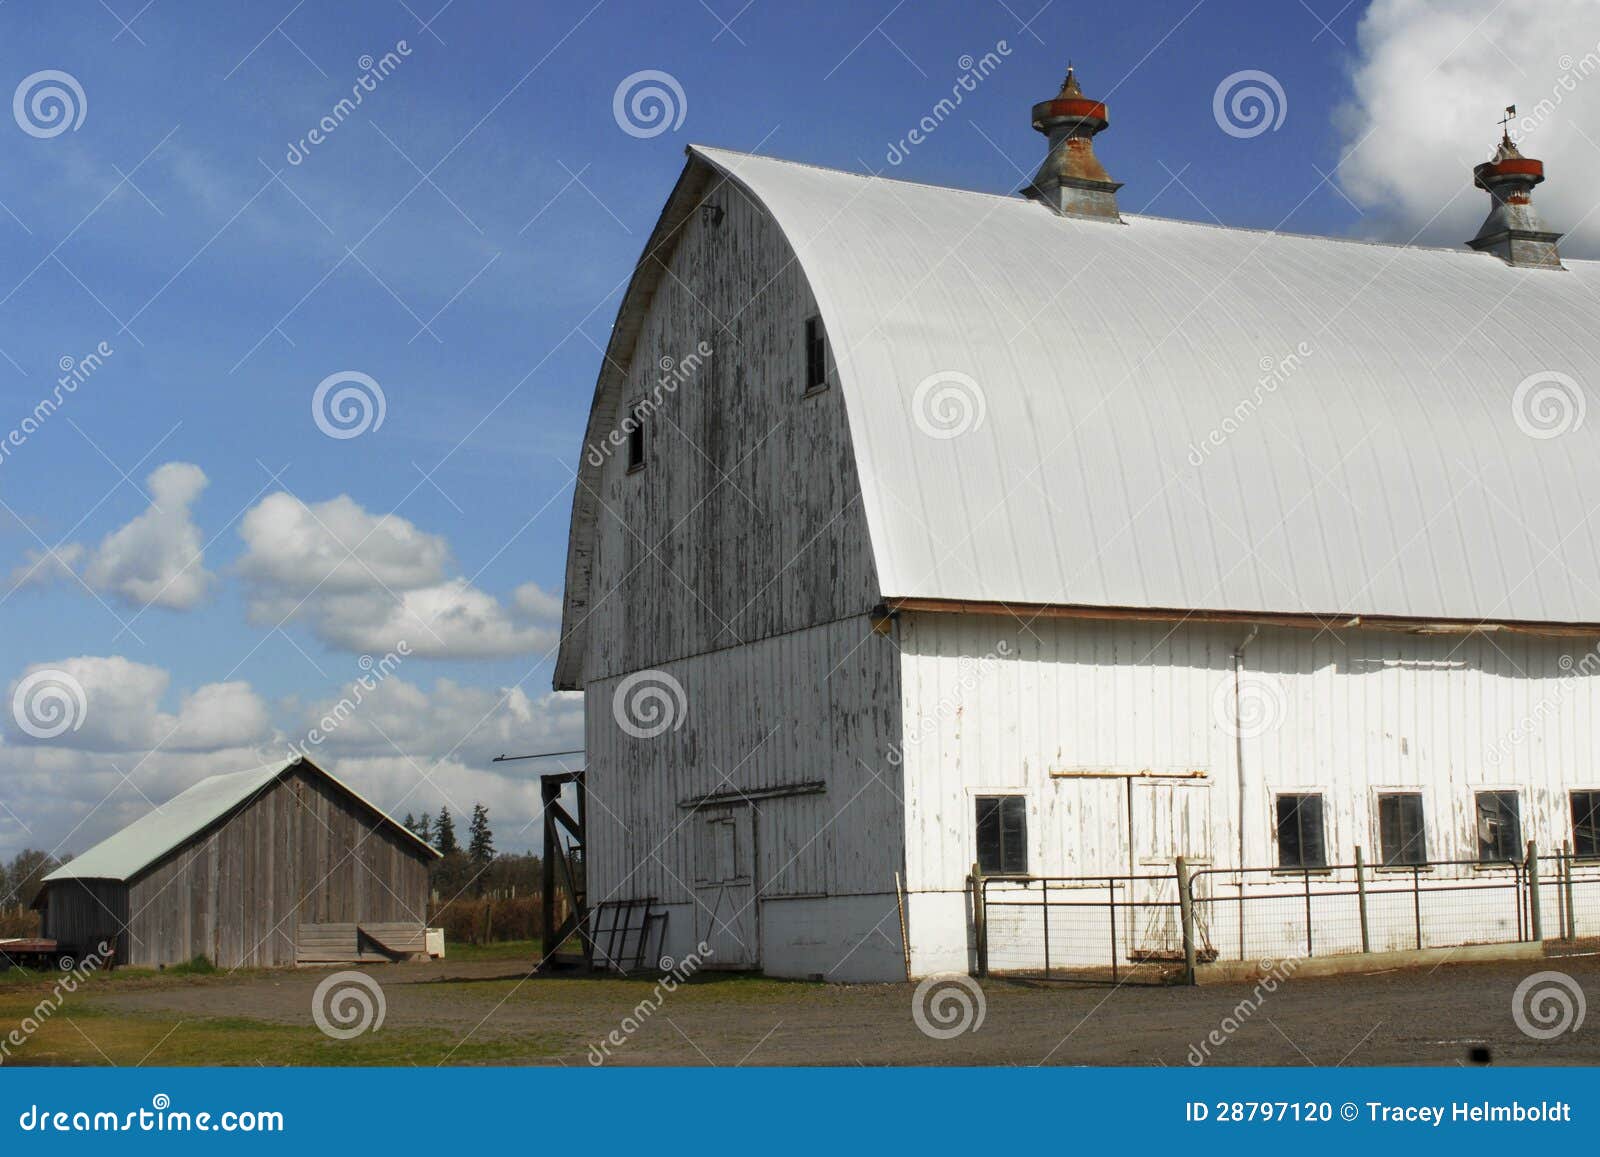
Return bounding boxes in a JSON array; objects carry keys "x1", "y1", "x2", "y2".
[{"x1": 899, "y1": 612, "x2": 1600, "y2": 894}]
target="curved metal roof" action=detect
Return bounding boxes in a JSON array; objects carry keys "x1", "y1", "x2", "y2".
[{"x1": 693, "y1": 145, "x2": 1600, "y2": 626}]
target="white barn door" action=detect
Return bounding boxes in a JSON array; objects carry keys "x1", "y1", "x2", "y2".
[
  {"x1": 1129, "y1": 781, "x2": 1212, "y2": 958},
  {"x1": 693, "y1": 807, "x2": 758, "y2": 968}
]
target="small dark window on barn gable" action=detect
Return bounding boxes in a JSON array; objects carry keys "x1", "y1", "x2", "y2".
[
  {"x1": 625, "y1": 401, "x2": 646, "y2": 472},
  {"x1": 1275, "y1": 793, "x2": 1326, "y2": 870},
  {"x1": 1378, "y1": 792, "x2": 1428, "y2": 866},
  {"x1": 1571, "y1": 791, "x2": 1600, "y2": 859},
  {"x1": 976, "y1": 795, "x2": 1027, "y2": 876},
  {"x1": 804, "y1": 315, "x2": 829, "y2": 393},
  {"x1": 1475, "y1": 791, "x2": 1522, "y2": 863}
]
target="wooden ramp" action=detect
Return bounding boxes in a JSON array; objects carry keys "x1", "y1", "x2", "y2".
[{"x1": 296, "y1": 922, "x2": 426, "y2": 964}]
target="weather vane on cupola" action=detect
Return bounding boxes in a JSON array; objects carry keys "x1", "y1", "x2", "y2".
[{"x1": 1499, "y1": 103, "x2": 1518, "y2": 144}]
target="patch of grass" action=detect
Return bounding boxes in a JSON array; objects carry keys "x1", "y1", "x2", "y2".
[
  {"x1": 0, "y1": 988, "x2": 568, "y2": 1066},
  {"x1": 164, "y1": 954, "x2": 218, "y2": 976},
  {"x1": 440, "y1": 938, "x2": 543, "y2": 963}
]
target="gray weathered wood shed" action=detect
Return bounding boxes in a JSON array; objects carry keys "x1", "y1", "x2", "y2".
[{"x1": 35, "y1": 757, "x2": 437, "y2": 968}]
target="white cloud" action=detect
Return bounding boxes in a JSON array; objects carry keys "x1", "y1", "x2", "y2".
[
  {"x1": 3, "y1": 656, "x2": 271, "y2": 753},
  {"x1": 1338, "y1": 0, "x2": 1600, "y2": 256},
  {"x1": 83, "y1": 462, "x2": 213, "y2": 609},
  {"x1": 0, "y1": 660, "x2": 581, "y2": 861},
  {"x1": 7, "y1": 543, "x2": 84, "y2": 590},
  {"x1": 237, "y1": 492, "x2": 560, "y2": 659}
]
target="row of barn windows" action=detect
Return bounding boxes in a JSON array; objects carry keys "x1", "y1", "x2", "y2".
[
  {"x1": 623, "y1": 316, "x2": 830, "y2": 472},
  {"x1": 974, "y1": 791, "x2": 1600, "y2": 876}
]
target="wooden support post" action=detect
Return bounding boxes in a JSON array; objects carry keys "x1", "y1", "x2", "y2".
[
  {"x1": 1527, "y1": 840, "x2": 1543, "y2": 943},
  {"x1": 1176, "y1": 856, "x2": 1197, "y2": 986}
]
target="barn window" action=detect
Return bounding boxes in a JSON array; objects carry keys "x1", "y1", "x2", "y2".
[
  {"x1": 976, "y1": 795, "x2": 1027, "y2": 875},
  {"x1": 1475, "y1": 791, "x2": 1522, "y2": 863},
  {"x1": 1377, "y1": 793, "x2": 1428, "y2": 866},
  {"x1": 1571, "y1": 791, "x2": 1600, "y2": 859},
  {"x1": 625, "y1": 401, "x2": 646, "y2": 472},
  {"x1": 803, "y1": 315, "x2": 829, "y2": 393},
  {"x1": 1274, "y1": 794, "x2": 1326, "y2": 870}
]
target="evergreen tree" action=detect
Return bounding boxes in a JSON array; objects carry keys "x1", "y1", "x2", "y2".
[
  {"x1": 402, "y1": 812, "x2": 416, "y2": 835},
  {"x1": 468, "y1": 803, "x2": 494, "y2": 866},
  {"x1": 434, "y1": 809, "x2": 459, "y2": 855},
  {"x1": 416, "y1": 811, "x2": 433, "y2": 845}
]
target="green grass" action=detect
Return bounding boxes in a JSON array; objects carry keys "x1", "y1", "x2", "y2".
[
  {"x1": 438, "y1": 938, "x2": 543, "y2": 963},
  {"x1": 0, "y1": 982, "x2": 569, "y2": 1066}
]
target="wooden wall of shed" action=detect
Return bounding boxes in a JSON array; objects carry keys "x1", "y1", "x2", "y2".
[
  {"x1": 578, "y1": 172, "x2": 881, "y2": 686},
  {"x1": 121, "y1": 767, "x2": 430, "y2": 968},
  {"x1": 40, "y1": 879, "x2": 128, "y2": 961}
]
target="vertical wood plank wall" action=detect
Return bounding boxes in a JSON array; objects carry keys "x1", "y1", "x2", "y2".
[{"x1": 47, "y1": 767, "x2": 431, "y2": 968}]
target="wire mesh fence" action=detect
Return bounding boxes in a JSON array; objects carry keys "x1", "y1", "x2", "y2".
[{"x1": 975, "y1": 843, "x2": 1586, "y2": 983}]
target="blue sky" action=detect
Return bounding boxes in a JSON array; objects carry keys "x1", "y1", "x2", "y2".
[{"x1": 2, "y1": 0, "x2": 1594, "y2": 857}]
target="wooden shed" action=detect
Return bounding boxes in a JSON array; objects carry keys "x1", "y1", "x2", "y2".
[{"x1": 35, "y1": 757, "x2": 438, "y2": 968}]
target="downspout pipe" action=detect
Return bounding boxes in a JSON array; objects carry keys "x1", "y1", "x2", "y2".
[{"x1": 1233, "y1": 624, "x2": 1260, "y2": 885}]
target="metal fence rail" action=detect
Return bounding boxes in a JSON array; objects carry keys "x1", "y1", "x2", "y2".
[{"x1": 973, "y1": 841, "x2": 1599, "y2": 984}]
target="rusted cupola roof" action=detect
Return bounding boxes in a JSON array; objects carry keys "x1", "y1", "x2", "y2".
[
  {"x1": 1024, "y1": 65, "x2": 1123, "y2": 221},
  {"x1": 1468, "y1": 119, "x2": 1564, "y2": 270}
]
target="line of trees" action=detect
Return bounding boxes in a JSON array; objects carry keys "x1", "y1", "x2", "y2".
[
  {"x1": 402, "y1": 805, "x2": 542, "y2": 901},
  {"x1": 0, "y1": 849, "x2": 64, "y2": 938}
]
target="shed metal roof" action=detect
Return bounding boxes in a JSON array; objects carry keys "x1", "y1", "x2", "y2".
[
  {"x1": 43, "y1": 758, "x2": 437, "y2": 884},
  {"x1": 692, "y1": 145, "x2": 1600, "y2": 625}
]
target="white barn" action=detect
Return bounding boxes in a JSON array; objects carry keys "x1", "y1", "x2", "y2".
[{"x1": 556, "y1": 68, "x2": 1600, "y2": 982}]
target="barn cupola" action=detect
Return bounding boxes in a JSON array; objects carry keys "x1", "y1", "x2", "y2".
[
  {"x1": 1468, "y1": 116, "x2": 1564, "y2": 270},
  {"x1": 1024, "y1": 64, "x2": 1123, "y2": 221}
]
